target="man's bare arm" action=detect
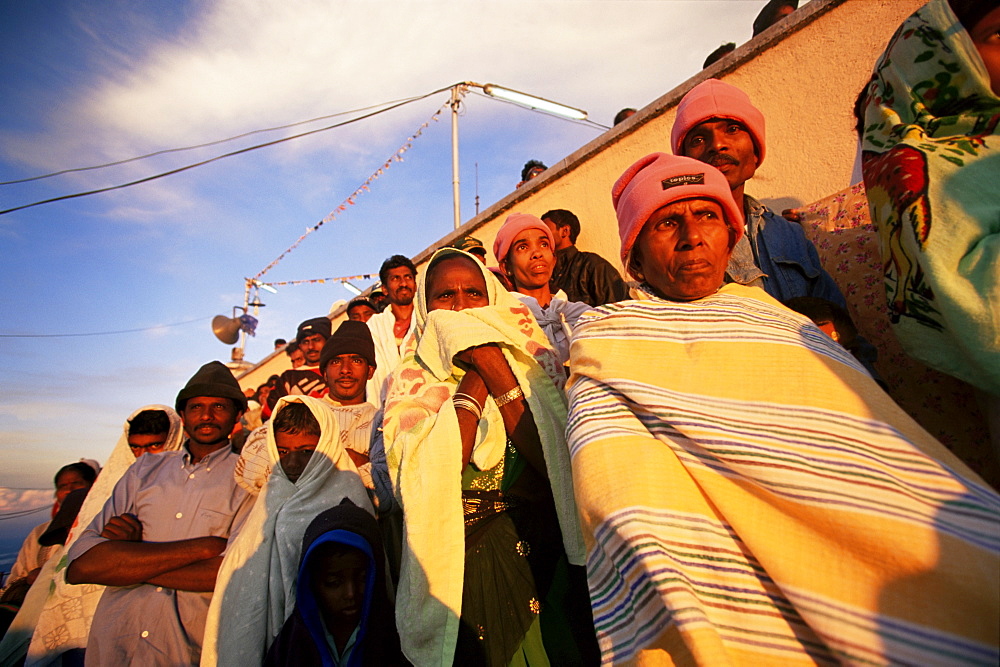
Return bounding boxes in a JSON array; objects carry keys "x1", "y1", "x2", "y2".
[
  {"x1": 145, "y1": 556, "x2": 224, "y2": 592},
  {"x1": 66, "y1": 536, "x2": 226, "y2": 587}
]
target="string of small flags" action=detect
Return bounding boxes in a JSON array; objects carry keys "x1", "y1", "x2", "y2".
[
  {"x1": 252, "y1": 103, "x2": 446, "y2": 280},
  {"x1": 259, "y1": 272, "x2": 378, "y2": 288}
]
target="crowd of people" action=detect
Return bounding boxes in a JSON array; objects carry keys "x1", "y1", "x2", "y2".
[{"x1": 1, "y1": 1, "x2": 998, "y2": 664}]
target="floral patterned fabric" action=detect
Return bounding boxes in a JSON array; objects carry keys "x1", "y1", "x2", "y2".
[
  {"x1": 858, "y1": 0, "x2": 1000, "y2": 395},
  {"x1": 793, "y1": 183, "x2": 997, "y2": 487}
]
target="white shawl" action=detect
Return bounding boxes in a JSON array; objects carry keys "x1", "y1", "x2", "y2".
[
  {"x1": 365, "y1": 306, "x2": 416, "y2": 409},
  {"x1": 200, "y1": 395, "x2": 373, "y2": 666}
]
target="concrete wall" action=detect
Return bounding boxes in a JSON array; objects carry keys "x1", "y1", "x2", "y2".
[
  {"x1": 238, "y1": 0, "x2": 924, "y2": 389},
  {"x1": 426, "y1": 0, "x2": 924, "y2": 272}
]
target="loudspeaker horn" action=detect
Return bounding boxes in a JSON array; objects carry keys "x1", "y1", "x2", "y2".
[{"x1": 212, "y1": 315, "x2": 242, "y2": 345}]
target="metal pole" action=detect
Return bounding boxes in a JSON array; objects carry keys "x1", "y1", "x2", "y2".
[
  {"x1": 450, "y1": 85, "x2": 462, "y2": 230},
  {"x1": 239, "y1": 278, "x2": 251, "y2": 356}
]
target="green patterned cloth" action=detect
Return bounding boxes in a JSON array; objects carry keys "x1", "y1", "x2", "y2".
[{"x1": 860, "y1": 0, "x2": 999, "y2": 395}]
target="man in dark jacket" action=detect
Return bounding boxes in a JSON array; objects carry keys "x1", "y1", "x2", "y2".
[{"x1": 541, "y1": 208, "x2": 631, "y2": 307}]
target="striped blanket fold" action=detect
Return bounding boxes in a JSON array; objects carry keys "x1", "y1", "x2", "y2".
[{"x1": 567, "y1": 284, "x2": 1000, "y2": 665}]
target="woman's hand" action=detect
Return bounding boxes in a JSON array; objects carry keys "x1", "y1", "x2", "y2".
[
  {"x1": 454, "y1": 344, "x2": 548, "y2": 477},
  {"x1": 453, "y1": 343, "x2": 497, "y2": 370}
]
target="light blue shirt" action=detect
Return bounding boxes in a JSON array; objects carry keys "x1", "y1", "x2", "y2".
[{"x1": 323, "y1": 622, "x2": 359, "y2": 667}]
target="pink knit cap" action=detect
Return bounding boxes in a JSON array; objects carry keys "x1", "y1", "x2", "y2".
[
  {"x1": 670, "y1": 79, "x2": 766, "y2": 166},
  {"x1": 492, "y1": 213, "x2": 556, "y2": 265},
  {"x1": 612, "y1": 153, "x2": 744, "y2": 273}
]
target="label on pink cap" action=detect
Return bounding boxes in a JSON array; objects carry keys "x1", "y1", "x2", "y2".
[{"x1": 662, "y1": 173, "x2": 705, "y2": 189}]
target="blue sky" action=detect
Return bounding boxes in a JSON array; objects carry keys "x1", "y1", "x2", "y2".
[{"x1": 0, "y1": 0, "x2": 770, "y2": 562}]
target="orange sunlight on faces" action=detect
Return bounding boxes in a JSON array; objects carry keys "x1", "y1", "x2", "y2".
[
  {"x1": 181, "y1": 396, "x2": 240, "y2": 447},
  {"x1": 55, "y1": 469, "x2": 91, "y2": 505},
  {"x1": 275, "y1": 430, "x2": 319, "y2": 483},
  {"x1": 541, "y1": 217, "x2": 572, "y2": 250},
  {"x1": 681, "y1": 119, "x2": 759, "y2": 191},
  {"x1": 384, "y1": 266, "x2": 416, "y2": 307},
  {"x1": 346, "y1": 304, "x2": 376, "y2": 322},
  {"x1": 633, "y1": 199, "x2": 735, "y2": 301},
  {"x1": 298, "y1": 333, "x2": 325, "y2": 366},
  {"x1": 323, "y1": 354, "x2": 374, "y2": 405},
  {"x1": 506, "y1": 228, "x2": 555, "y2": 291},
  {"x1": 426, "y1": 256, "x2": 490, "y2": 312}
]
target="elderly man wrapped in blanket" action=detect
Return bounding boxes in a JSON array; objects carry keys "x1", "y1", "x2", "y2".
[
  {"x1": 0, "y1": 406, "x2": 183, "y2": 667},
  {"x1": 380, "y1": 247, "x2": 598, "y2": 666},
  {"x1": 566, "y1": 152, "x2": 1000, "y2": 665},
  {"x1": 200, "y1": 395, "x2": 372, "y2": 666}
]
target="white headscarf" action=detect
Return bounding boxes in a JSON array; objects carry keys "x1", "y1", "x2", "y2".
[{"x1": 201, "y1": 395, "x2": 373, "y2": 666}]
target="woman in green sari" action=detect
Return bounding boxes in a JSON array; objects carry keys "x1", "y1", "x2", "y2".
[{"x1": 380, "y1": 248, "x2": 596, "y2": 666}]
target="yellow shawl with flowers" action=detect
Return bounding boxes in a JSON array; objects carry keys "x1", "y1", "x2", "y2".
[{"x1": 380, "y1": 248, "x2": 585, "y2": 666}]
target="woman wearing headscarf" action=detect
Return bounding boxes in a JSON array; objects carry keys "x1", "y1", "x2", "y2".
[
  {"x1": 1, "y1": 461, "x2": 100, "y2": 645},
  {"x1": 3, "y1": 463, "x2": 97, "y2": 596},
  {"x1": 567, "y1": 152, "x2": 1000, "y2": 664},
  {"x1": 380, "y1": 248, "x2": 596, "y2": 666},
  {"x1": 858, "y1": 0, "x2": 999, "y2": 399}
]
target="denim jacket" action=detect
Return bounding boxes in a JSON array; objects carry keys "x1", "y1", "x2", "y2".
[{"x1": 726, "y1": 196, "x2": 847, "y2": 308}]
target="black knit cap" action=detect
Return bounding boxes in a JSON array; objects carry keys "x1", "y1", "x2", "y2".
[
  {"x1": 296, "y1": 316, "x2": 332, "y2": 343},
  {"x1": 175, "y1": 360, "x2": 248, "y2": 412},
  {"x1": 319, "y1": 320, "x2": 377, "y2": 371}
]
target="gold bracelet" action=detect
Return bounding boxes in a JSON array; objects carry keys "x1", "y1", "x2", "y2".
[
  {"x1": 453, "y1": 392, "x2": 484, "y2": 420},
  {"x1": 493, "y1": 385, "x2": 523, "y2": 407}
]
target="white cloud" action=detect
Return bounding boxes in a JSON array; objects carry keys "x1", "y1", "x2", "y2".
[
  {"x1": 0, "y1": 488, "x2": 53, "y2": 513},
  {"x1": 5, "y1": 1, "x2": 762, "y2": 170},
  {"x1": 0, "y1": 0, "x2": 773, "y2": 482}
]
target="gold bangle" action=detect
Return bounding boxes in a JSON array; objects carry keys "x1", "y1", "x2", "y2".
[
  {"x1": 493, "y1": 385, "x2": 523, "y2": 407},
  {"x1": 453, "y1": 393, "x2": 483, "y2": 421}
]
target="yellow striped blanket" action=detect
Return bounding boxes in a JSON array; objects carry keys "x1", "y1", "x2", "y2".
[{"x1": 567, "y1": 283, "x2": 999, "y2": 665}]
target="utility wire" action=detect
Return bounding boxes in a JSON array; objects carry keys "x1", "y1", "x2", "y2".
[
  {"x1": 0, "y1": 506, "x2": 50, "y2": 521},
  {"x1": 0, "y1": 316, "x2": 210, "y2": 338},
  {"x1": 0, "y1": 94, "x2": 439, "y2": 186},
  {"x1": 0, "y1": 82, "x2": 605, "y2": 217},
  {"x1": 0, "y1": 85, "x2": 454, "y2": 217}
]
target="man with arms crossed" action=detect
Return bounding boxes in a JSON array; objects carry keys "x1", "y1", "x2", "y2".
[{"x1": 67, "y1": 362, "x2": 253, "y2": 665}]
